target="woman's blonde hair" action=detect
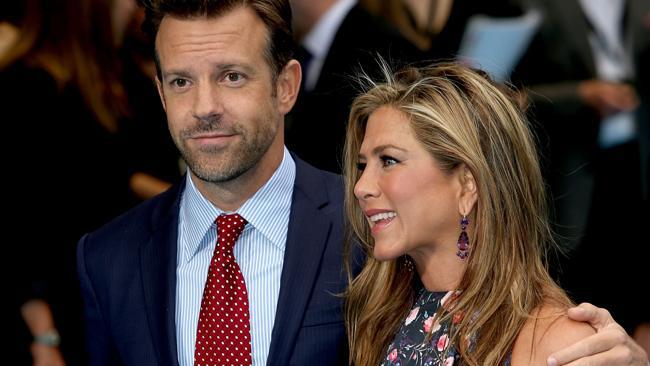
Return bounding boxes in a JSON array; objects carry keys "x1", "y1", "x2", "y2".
[{"x1": 343, "y1": 62, "x2": 571, "y2": 366}]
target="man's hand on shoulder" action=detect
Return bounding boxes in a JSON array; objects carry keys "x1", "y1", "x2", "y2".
[{"x1": 547, "y1": 303, "x2": 649, "y2": 366}]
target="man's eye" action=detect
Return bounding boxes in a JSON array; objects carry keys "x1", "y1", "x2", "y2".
[
  {"x1": 171, "y1": 79, "x2": 188, "y2": 88},
  {"x1": 225, "y1": 72, "x2": 243, "y2": 82}
]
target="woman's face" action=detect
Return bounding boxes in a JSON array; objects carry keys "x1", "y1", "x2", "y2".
[{"x1": 354, "y1": 106, "x2": 467, "y2": 262}]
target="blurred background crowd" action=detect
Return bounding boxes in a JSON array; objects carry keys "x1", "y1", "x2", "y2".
[{"x1": 2, "y1": 0, "x2": 648, "y2": 364}]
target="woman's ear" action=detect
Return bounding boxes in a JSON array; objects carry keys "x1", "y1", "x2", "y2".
[{"x1": 458, "y1": 164, "x2": 478, "y2": 215}]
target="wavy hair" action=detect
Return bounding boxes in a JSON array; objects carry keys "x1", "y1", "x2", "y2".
[
  {"x1": 343, "y1": 62, "x2": 571, "y2": 366},
  {"x1": 0, "y1": 0, "x2": 128, "y2": 132}
]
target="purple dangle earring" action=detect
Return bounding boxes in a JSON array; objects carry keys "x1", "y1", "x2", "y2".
[{"x1": 456, "y1": 215, "x2": 470, "y2": 260}]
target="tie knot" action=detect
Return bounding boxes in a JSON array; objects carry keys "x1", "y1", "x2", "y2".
[{"x1": 216, "y1": 213, "x2": 247, "y2": 251}]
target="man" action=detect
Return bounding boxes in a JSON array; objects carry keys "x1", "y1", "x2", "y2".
[
  {"x1": 286, "y1": 0, "x2": 421, "y2": 173},
  {"x1": 77, "y1": 0, "x2": 649, "y2": 365},
  {"x1": 78, "y1": 1, "x2": 348, "y2": 365}
]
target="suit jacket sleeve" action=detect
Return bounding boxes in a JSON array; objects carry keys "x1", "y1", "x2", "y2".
[
  {"x1": 77, "y1": 234, "x2": 122, "y2": 366},
  {"x1": 512, "y1": 30, "x2": 588, "y2": 119}
]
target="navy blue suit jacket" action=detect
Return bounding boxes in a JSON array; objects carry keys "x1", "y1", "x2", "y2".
[{"x1": 77, "y1": 157, "x2": 354, "y2": 365}]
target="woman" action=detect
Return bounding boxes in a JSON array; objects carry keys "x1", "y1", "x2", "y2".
[
  {"x1": 343, "y1": 63, "x2": 594, "y2": 365},
  {"x1": 2, "y1": 0, "x2": 135, "y2": 364}
]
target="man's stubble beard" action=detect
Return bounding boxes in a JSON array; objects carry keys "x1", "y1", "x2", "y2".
[{"x1": 177, "y1": 115, "x2": 280, "y2": 184}]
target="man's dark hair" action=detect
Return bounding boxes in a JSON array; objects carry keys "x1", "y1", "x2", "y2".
[{"x1": 137, "y1": 0, "x2": 294, "y2": 81}]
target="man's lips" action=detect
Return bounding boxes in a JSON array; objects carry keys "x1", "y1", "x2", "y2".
[
  {"x1": 189, "y1": 133, "x2": 237, "y2": 146},
  {"x1": 190, "y1": 132, "x2": 236, "y2": 139}
]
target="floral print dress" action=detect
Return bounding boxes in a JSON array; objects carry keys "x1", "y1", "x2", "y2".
[
  {"x1": 380, "y1": 288, "x2": 512, "y2": 366},
  {"x1": 380, "y1": 288, "x2": 461, "y2": 366}
]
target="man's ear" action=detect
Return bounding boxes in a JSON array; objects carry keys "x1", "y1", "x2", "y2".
[
  {"x1": 458, "y1": 164, "x2": 478, "y2": 215},
  {"x1": 155, "y1": 76, "x2": 167, "y2": 111},
  {"x1": 275, "y1": 59, "x2": 301, "y2": 115}
]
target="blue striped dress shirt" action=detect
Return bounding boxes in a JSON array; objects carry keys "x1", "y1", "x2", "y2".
[{"x1": 176, "y1": 148, "x2": 296, "y2": 366}]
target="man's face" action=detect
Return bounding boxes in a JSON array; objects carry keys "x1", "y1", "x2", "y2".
[{"x1": 155, "y1": 7, "x2": 285, "y2": 184}]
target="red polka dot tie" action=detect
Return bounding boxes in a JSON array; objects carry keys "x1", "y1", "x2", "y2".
[{"x1": 194, "y1": 213, "x2": 251, "y2": 366}]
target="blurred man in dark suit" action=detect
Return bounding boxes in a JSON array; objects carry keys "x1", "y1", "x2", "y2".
[
  {"x1": 513, "y1": 0, "x2": 650, "y2": 339},
  {"x1": 286, "y1": 0, "x2": 421, "y2": 173}
]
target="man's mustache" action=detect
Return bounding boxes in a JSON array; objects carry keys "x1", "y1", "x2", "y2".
[{"x1": 182, "y1": 113, "x2": 235, "y2": 138}]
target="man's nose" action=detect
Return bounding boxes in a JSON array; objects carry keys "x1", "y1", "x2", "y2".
[{"x1": 192, "y1": 82, "x2": 224, "y2": 122}]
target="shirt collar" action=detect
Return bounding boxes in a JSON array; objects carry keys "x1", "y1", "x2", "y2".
[
  {"x1": 303, "y1": 0, "x2": 357, "y2": 59},
  {"x1": 180, "y1": 147, "x2": 296, "y2": 261}
]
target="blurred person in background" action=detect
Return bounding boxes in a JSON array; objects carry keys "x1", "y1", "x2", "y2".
[
  {"x1": 2, "y1": 0, "x2": 139, "y2": 364},
  {"x1": 120, "y1": 5, "x2": 183, "y2": 200},
  {"x1": 513, "y1": 0, "x2": 650, "y2": 347},
  {"x1": 285, "y1": 0, "x2": 421, "y2": 173},
  {"x1": 359, "y1": 0, "x2": 525, "y2": 58}
]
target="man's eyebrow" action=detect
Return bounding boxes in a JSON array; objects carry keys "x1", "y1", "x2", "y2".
[
  {"x1": 214, "y1": 63, "x2": 256, "y2": 74},
  {"x1": 161, "y1": 69, "x2": 192, "y2": 80},
  {"x1": 162, "y1": 63, "x2": 257, "y2": 80}
]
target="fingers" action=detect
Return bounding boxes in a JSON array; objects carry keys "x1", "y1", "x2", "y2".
[
  {"x1": 600, "y1": 84, "x2": 639, "y2": 112},
  {"x1": 547, "y1": 328, "x2": 626, "y2": 365},
  {"x1": 548, "y1": 344, "x2": 638, "y2": 366},
  {"x1": 548, "y1": 313, "x2": 649, "y2": 366},
  {"x1": 577, "y1": 80, "x2": 639, "y2": 115},
  {"x1": 567, "y1": 303, "x2": 614, "y2": 330}
]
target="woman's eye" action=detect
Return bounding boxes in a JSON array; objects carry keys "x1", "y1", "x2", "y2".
[
  {"x1": 356, "y1": 162, "x2": 366, "y2": 171},
  {"x1": 380, "y1": 155, "x2": 398, "y2": 167}
]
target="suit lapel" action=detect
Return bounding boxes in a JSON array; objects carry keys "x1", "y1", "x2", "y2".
[
  {"x1": 555, "y1": 0, "x2": 596, "y2": 75},
  {"x1": 140, "y1": 183, "x2": 183, "y2": 366},
  {"x1": 266, "y1": 158, "x2": 333, "y2": 365},
  {"x1": 629, "y1": 0, "x2": 650, "y2": 57},
  {"x1": 313, "y1": 5, "x2": 353, "y2": 93}
]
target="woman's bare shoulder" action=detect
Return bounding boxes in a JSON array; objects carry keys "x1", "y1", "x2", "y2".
[{"x1": 511, "y1": 303, "x2": 596, "y2": 366}]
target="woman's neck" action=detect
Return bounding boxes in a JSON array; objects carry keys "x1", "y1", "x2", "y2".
[{"x1": 411, "y1": 249, "x2": 466, "y2": 292}]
